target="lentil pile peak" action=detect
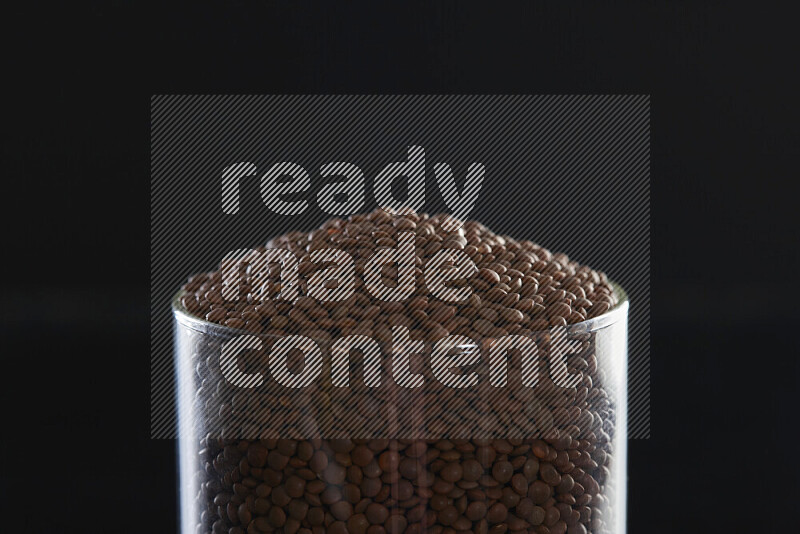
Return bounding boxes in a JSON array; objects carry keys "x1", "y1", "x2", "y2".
[
  {"x1": 176, "y1": 209, "x2": 626, "y2": 534},
  {"x1": 180, "y1": 208, "x2": 619, "y2": 337}
]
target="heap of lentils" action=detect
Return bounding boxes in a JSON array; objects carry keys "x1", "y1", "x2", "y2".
[
  {"x1": 181, "y1": 208, "x2": 618, "y2": 338},
  {"x1": 180, "y1": 208, "x2": 622, "y2": 534}
]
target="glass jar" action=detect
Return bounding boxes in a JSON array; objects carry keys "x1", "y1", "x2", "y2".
[{"x1": 173, "y1": 284, "x2": 628, "y2": 534}]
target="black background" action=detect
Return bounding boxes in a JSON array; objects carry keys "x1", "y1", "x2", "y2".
[{"x1": 1, "y1": 2, "x2": 797, "y2": 533}]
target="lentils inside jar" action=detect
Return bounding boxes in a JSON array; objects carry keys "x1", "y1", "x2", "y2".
[{"x1": 180, "y1": 208, "x2": 622, "y2": 534}]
